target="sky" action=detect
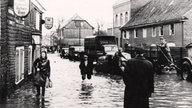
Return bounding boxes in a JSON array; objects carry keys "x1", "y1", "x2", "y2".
[{"x1": 38, "y1": 0, "x2": 117, "y2": 35}]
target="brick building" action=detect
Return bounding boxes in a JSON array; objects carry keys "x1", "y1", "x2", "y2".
[
  {"x1": 0, "y1": 0, "x2": 45, "y2": 99},
  {"x1": 58, "y1": 14, "x2": 94, "y2": 47},
  {"x1": 120, "y1": 0, "x2": 192, "y2": 48}
]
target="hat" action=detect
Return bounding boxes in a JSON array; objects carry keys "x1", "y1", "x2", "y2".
[{"x1": 135, "y1": 47, "x2": 146, "y2": 54}]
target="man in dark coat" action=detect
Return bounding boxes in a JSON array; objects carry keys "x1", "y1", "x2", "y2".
[{"x1": 123, "y1": 47, "x2": 154, "y2": 108}]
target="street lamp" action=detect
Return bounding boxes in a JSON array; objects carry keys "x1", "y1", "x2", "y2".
[{"x1": 74, "y1": 20, "x2": 84, "y2": 46}]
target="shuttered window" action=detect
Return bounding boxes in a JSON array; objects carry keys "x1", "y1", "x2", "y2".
[
  {"x1": 15, "y1": 46, "x2": 25, "y2": 84},
  {"x1": 152, "y1": 27, "x2": 156, "y2": 37},
  {"x1": 159, "y1": 26, "x2": 164, "y2": 36},
  {"x1": 143, "y1": 28, "x2": 147, "y2": 38},
  {"x1": 28, "y1": 46, "x2": 32, "y2": 75},
  {"x1": 169, "y1": 24, "x2": 175, "y2": 35}
]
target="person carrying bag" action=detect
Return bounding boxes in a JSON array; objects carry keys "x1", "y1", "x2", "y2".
[{"x1": 33, "y1": 51, "x2": 51, "y2": 101}]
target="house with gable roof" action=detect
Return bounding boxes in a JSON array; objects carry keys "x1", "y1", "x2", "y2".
[
  {"x1": 120, "y1": 0, "x2": 192, "y2": 48},
  {"x1": 59, "y1": 14, "x2": 94, "y2": 46}
]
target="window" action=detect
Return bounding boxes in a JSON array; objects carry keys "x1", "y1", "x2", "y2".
[
  {"x1": 122, "y1": 31, "x2": 129, "y2": 39},
  {"x1": 134, "y1": 29, "x2": 138, "y2": 38},
  {"x1": 125, "y1": 12, "x2": 128, "y2": 23},
  {"x1": 122, "y1": 31, "x2": 125, "y2": 39},
  {"x1": 30, "y1": 9, "x2": 35, "y2": 25},
  {"x1": 36, "y1": 11, "x2": 40, "y2": 30},
  {"x1": 152, "y1": 27, "x2": 156, "y2": 37},
  {"x1": 28, "y1": 46, "x2": 32, "y2": 75},
  {"x1": 15, "y1": 46, "x2": 25, "y2": 84},
  {"x1": 115, "y1": 14, "x2": 118, "y2": 26},
  {"x1": 120, "y1": 13, "x2": 123, "y2": 25},
  {"x1": 159, "y1": 25, "x2": 164, "y2": 36},
  {"x1": 126, "y1": 31, "x2": 130, "y2": 39},
  {"x1": 143, "y1": 28, "x2": 147, "y2": 38},
  {"x1": 169, "y1": 24, "x2": 175, "y2": 35}
]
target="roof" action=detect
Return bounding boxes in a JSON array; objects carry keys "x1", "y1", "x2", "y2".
[
  {"x1": 31, "y1": 0, "x2": 46, "y2": 13},
  {"x1": 121, "y1": 0, "x2": 192, "y2": 30},
  {"x1": 61, "y1": 14, "x2": 94, "y2": 29},
  {"x1": 130, "y1": 0, "x2": 152, "y2": 17},
  {"x1": 113, "y1": 0, "x2": 130, "y2": 7}
]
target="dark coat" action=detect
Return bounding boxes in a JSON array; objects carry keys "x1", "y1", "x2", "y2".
[
  {"x1": 79, "y1": 59, "x2": 87, "y2": 75},
  {"x1": 123, "y1": 55, "x2": 154, "y2": 108},
  {"x1": 87, "y1": 56, "x2": 94, "y2": 75},
  {"x1": 33, "y1": 58, "x2": 51, "y2": 86}
]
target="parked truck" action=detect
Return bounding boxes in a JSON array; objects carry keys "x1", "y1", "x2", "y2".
[{"x1": 84, "y1": 35, "x2": 118, "y2": 60}]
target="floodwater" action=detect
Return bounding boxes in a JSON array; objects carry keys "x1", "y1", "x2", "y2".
[{"x1": 1, "y1": 53, "x2": 192, "y2": 108}]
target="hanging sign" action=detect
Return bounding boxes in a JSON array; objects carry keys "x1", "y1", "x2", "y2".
[
  {"x1": 45, "y1": 17, "x2": 53, "y2": 29},
  {"x1": 14, "y1": 0, "x2": 30, "y2": 17}
]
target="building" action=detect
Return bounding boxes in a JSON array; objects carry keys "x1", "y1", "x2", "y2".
[
  {"x1": 120, "y1": 0, "x2": 192, "y2": 48},
  {"x1": 0, "y1": 0, "x2": 45, "y2": 99},
  {"x1": 58, "y1": 14, "x2": 94, "y2": 47},
  {"x1": 108, "y1": 0, "x2": 131, "y2": 46},
  {"x1": 108, "y1": 0, "x2": 152, "y2": 47}
]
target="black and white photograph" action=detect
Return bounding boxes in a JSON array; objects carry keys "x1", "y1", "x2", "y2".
[{"x1": 1, "y1": 0, "x2": 192, "y2": 107}]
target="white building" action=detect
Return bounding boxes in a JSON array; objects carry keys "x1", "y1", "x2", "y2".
[{"x1": 108, "y1": 0, "x2": 131, "y2": 46}]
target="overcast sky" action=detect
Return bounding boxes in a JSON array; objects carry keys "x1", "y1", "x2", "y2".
[{"x1": 38, "y1": 0, "x2": 116, "y2": 35}]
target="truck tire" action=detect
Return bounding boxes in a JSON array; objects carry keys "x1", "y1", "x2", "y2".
[{"x1": 181, "y1": 61, "x2": 191, "y2": 80}]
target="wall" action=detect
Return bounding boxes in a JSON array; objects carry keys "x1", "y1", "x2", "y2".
[
  {"x1": 113, "y1": 0, "x2": 131, "y2": 47},
  {"x1": 123, "y1": 22, "x2": 183, "y2": 48},
  {"x1": 62, "y1": 21, "x2": 94, "y2": 46},
  {"x1": 0, "y1": 0, "x2": 9, "y2": 99},
  {"x1": 113, "y1": 0, "x2": 131, "y2": 27}
]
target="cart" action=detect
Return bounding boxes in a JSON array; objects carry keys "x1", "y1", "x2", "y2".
[{"x1": 125, "y1": 46, "x2": 187, "y2": 75}]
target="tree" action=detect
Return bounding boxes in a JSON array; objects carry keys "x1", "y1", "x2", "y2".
[{"x1": 96, "y1": 19, "x2": 105, "y2": 35}]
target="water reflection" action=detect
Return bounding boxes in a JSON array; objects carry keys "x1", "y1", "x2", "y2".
[
  {"x1": 79, "y1": 81, "x2": 94, "y2": 101},
  {"x1": 35, "y1": 99, "x2": 45, "y2": 108}
]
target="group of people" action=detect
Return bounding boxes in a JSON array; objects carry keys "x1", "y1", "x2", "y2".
[{"x1": 32, "y1": 36, "x2": 173, "y2": 108}]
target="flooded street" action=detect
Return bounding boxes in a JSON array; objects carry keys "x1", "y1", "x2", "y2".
[{"x1": 1, "y1": 53, "x2": 192, "y2": 108}]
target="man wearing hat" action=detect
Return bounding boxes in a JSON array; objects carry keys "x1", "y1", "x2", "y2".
[{"x1": 123, "y1": 47, "x2": 154, "y2": 108}]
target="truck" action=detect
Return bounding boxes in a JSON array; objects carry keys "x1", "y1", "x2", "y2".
[
  {"x1": 84, "y1": 35, "x2": 118, "y2": 60},
  {"x1": 68, "y1": 45, "x2": 84, "y2": 61}
]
